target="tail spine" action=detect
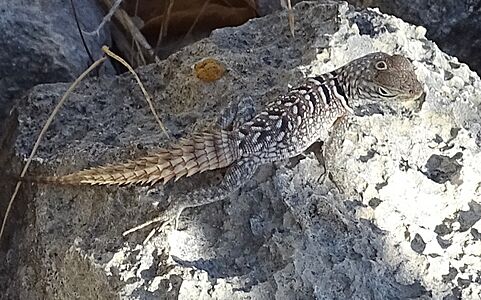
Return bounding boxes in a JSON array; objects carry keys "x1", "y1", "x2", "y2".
[{"x1": 40, "y1": 130, "x2": 238, "y2": 186}]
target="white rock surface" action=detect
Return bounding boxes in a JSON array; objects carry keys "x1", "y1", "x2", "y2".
[{"x1": 325, "y1": 5, "x2": 481, "y2": 299}]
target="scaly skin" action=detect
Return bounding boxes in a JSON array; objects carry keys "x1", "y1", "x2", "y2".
[{"x1": 36, "y1": 52, "x2": 424, "y2": 226}]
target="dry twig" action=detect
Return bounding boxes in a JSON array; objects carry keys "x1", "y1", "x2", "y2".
[
  {"x1": 0, "y1": 56, "x2": 108, "y2": 244},
  {"x1": 155, "y1": 0, "x2": 175, "y2": 52},
  {"x1": 122, "y1": 216, "x2": 166, "y2": 236},
  {"x1": 281, "y1": 0, "x2": 295, "y2": 37},
  {"x1": 100, "y1": 0, "x2": 155, "y2": 66},
  {"x1": 101, "y1": 46, "x2": 170, "y2": 139},
  {"x1": 85, "y1": 0, "x2": 124, "y2": 37}
]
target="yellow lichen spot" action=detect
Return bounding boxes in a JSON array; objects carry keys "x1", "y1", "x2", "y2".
[{"x1": 193, "y1": 58, "x2": 225, "y2": 82}]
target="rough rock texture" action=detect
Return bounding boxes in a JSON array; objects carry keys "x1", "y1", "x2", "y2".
[
  {"x1": 0, "y1": 0, "x2": 110, "y2": 109},
  {"x1": 346, "y1": 0, "x2": 481, "y2": 75},
  {"x1": 310, "y1": 5, "x2": 481, "y2": 299},
  {"x1": 261, "y1": 0, "x2": 481, "y2": 75},
  {"x1": 2, "y1": 1, "x2": 481, "y2": 299}
]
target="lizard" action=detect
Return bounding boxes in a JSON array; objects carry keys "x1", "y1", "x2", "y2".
[{"x1": 29, "y1": 52, "x2": 424, "y2": 229}]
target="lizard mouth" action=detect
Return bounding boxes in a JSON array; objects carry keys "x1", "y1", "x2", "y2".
[{"x1": 402, "y1": 89, "x2": 424, "y2": 101}]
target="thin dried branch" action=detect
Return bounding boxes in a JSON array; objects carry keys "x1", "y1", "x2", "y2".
[
  {"x1": 85, "y1": 0, "x2": 124, "y2": 37},
  {"x1": 101, "y1": 46, "x2": 169, "y2": 139},
  {"x1": 155, "y1": 0, "x2": 175, "y2": 52},
  {"x1": 100, "y1": 0, "x2": 155, "y2": 66},
  {"x1": 281, "y1": 0, "x2": 295, "y2": 37},
  {"x1": 0, "y1": 56, "x2": 108, "y2": 244}
]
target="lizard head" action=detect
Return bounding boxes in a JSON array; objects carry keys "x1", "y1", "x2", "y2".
[{"x1": 343, "y1": 52, "x2": 424, "y2": 102}]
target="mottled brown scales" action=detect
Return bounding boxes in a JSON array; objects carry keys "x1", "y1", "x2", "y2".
[
  {"x1": 42, "y1": 130, "x2": 238, "y2": 186},
  {"x1": 35, "y1": 52, "x2": 424, "y2": 201}
]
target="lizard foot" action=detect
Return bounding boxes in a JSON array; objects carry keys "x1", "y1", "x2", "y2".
[{"x1": 122, "y1": 200, "x2": 187, "y2": 244}]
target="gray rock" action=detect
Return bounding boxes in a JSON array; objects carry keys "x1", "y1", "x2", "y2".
[
  {"x1": 346, "y1": 0, "x2": 481, "y2": 74},
  {"x1": 259, "y1": 1, "x2": 481, "y2": 74},
  {"x1": 2, "y1": 1, "x2": 481, "y2": 299},
  {"x1": 0, "y1": 0, "x2": 111, "y2": 109}
]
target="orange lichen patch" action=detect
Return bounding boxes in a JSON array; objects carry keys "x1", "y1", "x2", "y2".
[{"x1": 193, "y1": 58, "x2": 226, "y2": 82}]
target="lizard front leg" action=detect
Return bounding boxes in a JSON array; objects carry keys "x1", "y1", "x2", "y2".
[{"x1": 321, "y1": 115, "x2": 349, "y2": 191}]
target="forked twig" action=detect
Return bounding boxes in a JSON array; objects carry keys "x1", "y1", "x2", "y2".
[
  {"x1": 101, "y1": 0, "x2": 155, "y2": 65},
  {"x1": 0, "y1": 56, "x2": 108, "y2": 244},
  {"x1": 102, "y1": 46, "x2": 170, "y2": 139},
  {"x1": 85, "y1": 0, "x2": 124, "y2": 37}
]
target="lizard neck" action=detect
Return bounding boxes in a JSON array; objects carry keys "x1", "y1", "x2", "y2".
[
  {"x1": 333, "y1": 64, "x2": 368, "y2": 112},
  {"x1": 313, "y1": 69, "x2": 355, "y2": 114},
  {"x1": 334, "y1": 60, "x2": 377, "y2": 106}
]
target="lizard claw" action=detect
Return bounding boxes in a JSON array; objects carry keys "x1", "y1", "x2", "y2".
[{"x1": 173, "y1": 205, "x2": 186, "y2": 231}]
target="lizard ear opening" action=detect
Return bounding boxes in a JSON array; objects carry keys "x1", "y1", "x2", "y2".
[{"x1": 375, "y1": 61, "x2": 388, "y2": 70}]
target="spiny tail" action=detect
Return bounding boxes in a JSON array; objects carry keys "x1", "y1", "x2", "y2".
[{"x1": 37, "y1": 130, "x2": 239, "y2": 186}]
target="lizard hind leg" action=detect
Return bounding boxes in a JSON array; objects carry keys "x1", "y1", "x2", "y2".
[
  {"x1": 124, "y1": 157, "x2": 259, "y2": 236},
  {"x1": 172, "y1": 157, "x2": 259, "y2": 229}
]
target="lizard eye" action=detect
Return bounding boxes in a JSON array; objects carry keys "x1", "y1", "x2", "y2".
[
  {"x1": 375, "y1": 61, "x2": 388, "y2": 70},
  {"x1": 378, "y1": 87, "x2": 393, "y2": 97}
]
